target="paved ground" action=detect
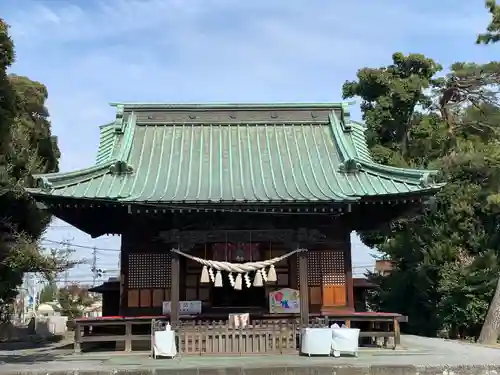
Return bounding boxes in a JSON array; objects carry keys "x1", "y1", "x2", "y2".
[{"x1": 0, "y1": 335, "x2": 499, "y2": 374}]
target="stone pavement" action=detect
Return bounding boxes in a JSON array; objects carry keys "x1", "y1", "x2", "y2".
[{"x1": 0, "y1": 335, "x2": 499, "y2": 375}]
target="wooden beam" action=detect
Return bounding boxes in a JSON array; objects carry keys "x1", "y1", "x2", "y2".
[{"x1": 157, "y1": 228, "x2": 329, "y2": 249}]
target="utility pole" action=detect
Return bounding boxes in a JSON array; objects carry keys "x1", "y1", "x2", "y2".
[
  {"x1": 92, "y1": 246, "x2": 98, "y2": 287},
  {"x1": 61, "y1": 237, "x2": 73, "y2": 287},
  {"x1": 25, "y1": 273, "x2": 34, "y2": 321}
]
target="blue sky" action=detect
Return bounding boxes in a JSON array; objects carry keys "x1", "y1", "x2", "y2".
[{"x1": 1, "y1": 0, "x2": 496, "y2": 285}]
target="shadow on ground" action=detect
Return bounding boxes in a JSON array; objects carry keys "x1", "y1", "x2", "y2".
[
  {"x1": 0, "y1": 333, "x2": 67, "y2": 351},
  {"x1": 0, "y1": 352, "x2": 60, "y2": 364}
]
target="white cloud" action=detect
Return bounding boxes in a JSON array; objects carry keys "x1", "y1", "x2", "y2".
[{"x1": 9, "y1": 0, "x2": 488, "y2": 44}]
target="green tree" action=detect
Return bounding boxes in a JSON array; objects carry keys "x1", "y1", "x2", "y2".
[
  {"x1": 342, "y1": 52, "x2": 443, "y2": 166},
  {"x1": 434, "y1": 62, "x2": 500, "y2": 146},
  {"x1": 0, "y1": 19, "x2": 16, "y2": 166},
  {"x1": 474, "y1": 12, "x2": 500, "y2": 344},
  {"x1": 0, "y1": 19, "x2": 66, "y2": 320},
  {"x1": 58, "y1": 284, "x2": 95, "y2": 320},
  {"x1": 39, "y1": 283, "x2": 57, "y2": 304},
  {"x1": 343, "y1": 53, "x2": 500, "y2": 339},
  {"x1": 477, "y1": 0, "x2": 500, "y2": 44}
]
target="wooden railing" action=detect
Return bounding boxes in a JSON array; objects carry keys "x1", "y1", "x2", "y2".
[
  {"x1": 155, "y1": 319, "x2": 303, "y2": 355},
  {"x1": 74, "y1": 315, "x2": 402, "y2": 354}
]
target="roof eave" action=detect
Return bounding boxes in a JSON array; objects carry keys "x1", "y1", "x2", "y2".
[
  {"x1": 359, "y1": 184, "x2": 445, "y2": 201},
  {"x1": 109, "y1": 102, "x2": 353, "y2": 111}
]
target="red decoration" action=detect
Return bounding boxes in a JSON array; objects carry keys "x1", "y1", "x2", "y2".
[{"x1": 274, "y1": 291, "x2": 283, "y2": 302}]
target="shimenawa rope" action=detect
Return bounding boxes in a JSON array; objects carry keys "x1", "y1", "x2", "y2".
[{"x1": 170, "y1": 248, "x2": 306, "y2": 290}]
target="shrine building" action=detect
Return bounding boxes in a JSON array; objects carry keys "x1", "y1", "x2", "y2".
[{"x1": 28, "y1": 102, "x2": 442, "y2": 328}]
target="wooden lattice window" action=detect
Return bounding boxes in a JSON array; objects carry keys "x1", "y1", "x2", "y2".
[
  {"x1": 128, "y1": 253, "x2": 171, "y2": 288},
  {"x1": 321, "y1": 251, "x2": 345, "y2": 285},
  {"x1": 297, "y1": 250, "x2": 345, "y2": 286},
  {"x1": 297, "y1": 251, "x2": 322, "y2": 286}
]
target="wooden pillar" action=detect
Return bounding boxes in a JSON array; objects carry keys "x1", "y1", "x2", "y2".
[
  {"x1": 393, "y1": 317, "x2": 401, "y2": 349},
  {"x1": 170, "y1": 250, "x2": 180, "y2": 326},
  {"x1": 299, "y1": 251, "x2": 309, "y2": 326},
  {"x1": 119, "y1": 237, "x2": 128, "y2": 316},
  {"x1": 344, "y1": 233, "x2": 354, "y2": 310}
]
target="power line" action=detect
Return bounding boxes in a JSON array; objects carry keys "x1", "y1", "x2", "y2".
[
  {"x1": 41, "y1": 239, "x2": 120, "y2": 252},
  {"x1": 40, "y1": 239, "x2": 379, "y2": 264},
  {"x1": 60, "y1": 238, "x2": 72, "y2": 286},
  {"x1": 40, "y1": 239, "x2": 376, "y2": 277}
]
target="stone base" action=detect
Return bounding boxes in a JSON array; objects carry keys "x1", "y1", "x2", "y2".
[{"x1": 2, "y1": 365, "x2": 500, "y2": 375}]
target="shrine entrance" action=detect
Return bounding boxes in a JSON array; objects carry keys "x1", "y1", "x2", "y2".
[
  {"x1": 209, "y1": 242, "x2": 267, "y2": 310},
  {"x1": 211, "y1": 273, "x2": 267, "y2": 309}
]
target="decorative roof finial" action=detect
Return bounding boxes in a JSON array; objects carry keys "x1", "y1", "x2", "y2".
[
  {"x1": 114, "y1": 104, "x2": 125, "y2": 133},
  {"x1": 341, "y1": 102, "x2": 352, "y2": 131}
]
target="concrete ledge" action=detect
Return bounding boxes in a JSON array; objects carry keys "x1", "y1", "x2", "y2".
[{"x1": 3, "y1": 365, "x2": 500, "y2": 375}]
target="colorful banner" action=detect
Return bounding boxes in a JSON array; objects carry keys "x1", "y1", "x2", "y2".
[{"x1": 269, "y1": 288, "x2": 300, "y2": 314}]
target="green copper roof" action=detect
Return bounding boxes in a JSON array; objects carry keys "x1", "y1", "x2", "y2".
[{"x1": 29, "y1": 102, "x2": 441, "y2": 203}]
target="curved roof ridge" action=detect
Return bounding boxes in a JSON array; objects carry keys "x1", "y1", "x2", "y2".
[
  {"x1": 356, "y1": 159, "x2": 440, "y2": 188},
  {"x1": 359, "y1": 159, "x2": 439, "y2": 176},
  {"x1": 328, "y1": 111, "x2": 356, "y2": 162},
  {"x1": 96, "y1": 123, "x2": 120, "y2": 164},
  {"x1": 342, "y1": 120, "x2": 373, "y2": 162},
  {"x1": 32, "y1": 160, "x2": 118, "y2": 191}
]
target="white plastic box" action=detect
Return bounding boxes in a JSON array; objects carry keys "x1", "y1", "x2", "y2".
[
  {"x1": 331, "y1": 328, "x2": 360, "y2": 357},
  {"x1": 300, "y1": 328, "x2": 333, "y2": 355}
]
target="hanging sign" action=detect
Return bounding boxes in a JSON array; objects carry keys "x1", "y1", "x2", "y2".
[
  {"x1": 269, "y1": 288, "x2": 300, "y2": 314},
  {"x1": 162, "y1": 300, "x2": 202, "y2": 315}
]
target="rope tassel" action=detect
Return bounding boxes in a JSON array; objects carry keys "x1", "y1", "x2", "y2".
[
  {"x1": 234, "y1": 273, "x2": 242, "y2": 290},
  {"x1": 200, "y1": 266, "x2": 210, "y2": 283},
  {"x1": 253, "y1": 269, "x2": 263, "y2": 287},
  {"x1": 214, "y1": 270, "x2": 223, "y2": 287},
  {"x1": 267, "y1": 264, "x2": 277, "y2": 282}
]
